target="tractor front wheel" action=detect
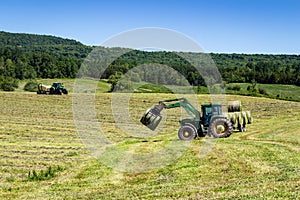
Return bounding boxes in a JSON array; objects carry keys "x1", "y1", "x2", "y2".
[
  {"x1": 178, "y1": 123, "x2": 197, "y2": 140},
  {"x1": 62, "y1": 89, "x2": 68, "y2": 94},
  {"x1": 209, "y1": 118, "x2": 233, "y2": 138},
  {"x1": 50, "y1": 87, "x2": 55, "y2": 95}
]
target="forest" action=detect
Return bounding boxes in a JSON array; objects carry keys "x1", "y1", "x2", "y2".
[{"x1": 1, "y1": 31, "x2": 300, "y2": 90}]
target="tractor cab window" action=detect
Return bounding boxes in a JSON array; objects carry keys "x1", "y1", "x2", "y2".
[
  {"x1": 201, "y1": 106, "x2": 213, "y2": 125},
  {"x1": 212, "y1": 106, "x2": 219, "y2": 115},
  {"x1": 205, "y1": 107, "x2": 212, "y2": 116},
  {"x1": 201, "y1": 106, "x2": 212, "y2": 120},
  {"x1": 202, "y1": 105, "x2": 222, "y2": 120}
]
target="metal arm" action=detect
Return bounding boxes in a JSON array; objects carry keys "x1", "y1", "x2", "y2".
[
  {"x1": 159, "y1": 98, "x2": 201, "y2": 119},
  {"x1": 141, "y1": 98, "x2": 201, "y2": 131}
]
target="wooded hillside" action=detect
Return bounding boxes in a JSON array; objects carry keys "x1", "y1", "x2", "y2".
[{"x1": 1, "y1": 31, "x2": 300, "y2": 86}]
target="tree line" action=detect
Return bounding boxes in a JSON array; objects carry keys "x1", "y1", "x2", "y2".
[
  {"x1": 1, "y1": 31, "x2": 300, "y2": 90},
  {"x1": 0, "y1": 47, "x2": 83, "y2": 79},
  {"x1": 104, "y1": 51, "x2": 300, "y2": 87},
  {"x1": 213, "y1": 53, "x2": 300, "y2": 86}
]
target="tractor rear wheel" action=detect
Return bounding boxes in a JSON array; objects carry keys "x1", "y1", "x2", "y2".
[
  {"x1": 209, "y1": 118, "x2": 233, "y2": 138},
  {"x1": 178, "y1": 123, "x2": 197, "y2": 140}
]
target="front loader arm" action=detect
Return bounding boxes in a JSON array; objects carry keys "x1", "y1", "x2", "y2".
[
  {"x1": 159, "y1": 98, "x2": 201, "y2": 119},
  {"x1": 141, "y1": 98, "x2": 201, "y2": 131}
]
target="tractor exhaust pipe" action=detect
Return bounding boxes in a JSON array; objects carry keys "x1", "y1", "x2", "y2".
[{"x1": 140, "y1": 103, "x2": 165, "y2": 130}]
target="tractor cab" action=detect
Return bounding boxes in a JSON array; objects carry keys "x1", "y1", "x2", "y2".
[
  {"x1": 50, "y1": 82, "x2": 68, "y2": 95},
  {"x1": 52, "y1": 82, "x2": 63, "y2": 89},
  {"x1": 201, "y1": 103, "x2": 222, "y2": 126}
]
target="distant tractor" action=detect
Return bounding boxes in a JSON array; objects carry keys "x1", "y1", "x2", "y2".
[
  {"x1": 37, "y1": 82, "x2": 68, "y2": 95},
  {"x1": 140, "y1": 98, "x2": 252, "y2": 140}
]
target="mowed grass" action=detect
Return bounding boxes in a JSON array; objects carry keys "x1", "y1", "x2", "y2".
[{"x1": 0, "y1": 90, "x2": 299, "y2": 199}]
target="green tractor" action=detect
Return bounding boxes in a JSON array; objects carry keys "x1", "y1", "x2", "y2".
[
  {"x1": 140, "y1": 98, "x2": 251, "y2": 140},
  {"x1": 37, "y1": 82, "x2": 68, "y2": 95}
]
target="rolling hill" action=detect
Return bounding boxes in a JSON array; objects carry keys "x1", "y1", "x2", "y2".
[
  {"x1": 0, "y1": 31, "x2": 83, "y2": 46},
  {"x1": 0, "y1": 31, "x2": 300, "y2": 87}
]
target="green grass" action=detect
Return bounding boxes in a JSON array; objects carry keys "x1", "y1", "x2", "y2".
[
  {"x1": 226, "y1": 83, "x2": 300, "y2": 101},
  {"x1": 26, "y1": 166, "x2": 65, "y2": 181},
  {"x1": 17, "y1": 79, "x2": 300, "y2": 103},
  {"x1": 0, "y1": 83, "x2": 299, "y2": 199},
  {"x1": 134, "y1": 83, "x2": 173, "y2": 93},
  {"x1": 17, "y1": 78, "x2": 111, "y2": 93}
]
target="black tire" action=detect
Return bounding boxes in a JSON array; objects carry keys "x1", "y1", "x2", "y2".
[
  {"x1": 178, "y1": 123, "x2": 197, "y2": 140},
  {"x1": 58, "y1": 89, "x2": 62, "y2": 95},
  {"x1": 62, "y1": 89, "x2": 68, "y2": 94},
  {"x1": 209, "y1": 118, "x2": 233, "y2": 138},
  {"x1": 50, "y1": 87, "x2": 55, "y2": 95}
]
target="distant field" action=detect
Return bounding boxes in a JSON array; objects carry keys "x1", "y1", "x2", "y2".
[
  {"x1": 226, "y1": 83, "x2": 300, "y2": 101},
  {"x1": 17, "y1": 79, "x2": 300, "y2": 103},
  {"x1": 0, "y1": 88, "x2": 299, "y2": 199},
  {"x1": 18, "y1": 78, "x2": 111, "y2": 93}
]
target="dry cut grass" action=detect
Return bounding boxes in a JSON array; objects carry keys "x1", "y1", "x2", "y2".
[{"x1": 0, "y1": 91, "x2": 299, "y2": 199}]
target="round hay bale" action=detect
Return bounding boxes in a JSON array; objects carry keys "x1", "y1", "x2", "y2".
[
  {"x1": 228, "y1": 112, "x2": 237, "y2": 126},
  {"x1": 241, "y1": 111, "x2": 247, "y2": 126},
  {"x1": 228, "y1": 101, "x2": 242, "y2": 112},
  {"x1": 225, "y1": 113, "x2": 233, "y2": 124},
  {"x1": 245, "y1": 111, "x2": 253, "y2": 124},
  {"x1": 235, "y1": 112, "x2": 244, "y2": 126}
]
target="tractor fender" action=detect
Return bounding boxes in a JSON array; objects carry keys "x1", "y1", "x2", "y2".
[
  {"x1": 180, "y1": 118, "x2": 198, "y2": 127},
  {"x1": 209, "y1": 115, "x2": 227, "y2": 124}
]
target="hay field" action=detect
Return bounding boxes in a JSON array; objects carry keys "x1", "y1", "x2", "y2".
[{"x1": 0, "y1": 91, "x2": 299, "y2": 199}]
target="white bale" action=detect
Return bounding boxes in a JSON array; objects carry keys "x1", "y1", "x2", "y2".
[{"x1": 228, "y1": 101, "x2": 242, "y2": 112}]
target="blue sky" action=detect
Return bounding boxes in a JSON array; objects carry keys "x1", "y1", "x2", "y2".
[{"x1": 1, "y1": 0, "x2": 300, "y2": 54}]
